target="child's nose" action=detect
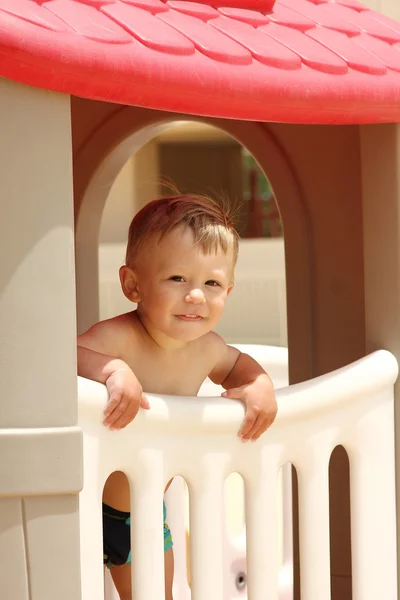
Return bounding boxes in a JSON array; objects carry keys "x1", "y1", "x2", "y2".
[{"x1": 185, "y1": 288, "x2": 206, "y2": 304}]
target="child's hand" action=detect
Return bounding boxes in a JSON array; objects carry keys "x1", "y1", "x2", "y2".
[
  {"x1": 222, "y1": 375, "x2": 277, "y2": 442},
  {"x1": 103, "y1": 367, "x2": 150, "y2": 430}
]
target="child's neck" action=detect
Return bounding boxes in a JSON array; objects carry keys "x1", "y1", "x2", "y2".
[{"x1": 134, "y1": 309, "x2": 188, "y2": 351}]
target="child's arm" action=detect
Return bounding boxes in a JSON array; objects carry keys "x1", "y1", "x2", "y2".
[
  {"x1": 209, "y1": 341, "x2": 277, "y2": 442},
  {"x1": 78, "y1": 330, "x2": 149, "y2": 430}
]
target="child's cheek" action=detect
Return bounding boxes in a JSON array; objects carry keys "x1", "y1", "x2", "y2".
[
  {"x1": 157, "y1": 288, "x2": 175, "y2": 304},
  {"x1": 215, "y1": 296, "x2": 228, "y2": 313}
]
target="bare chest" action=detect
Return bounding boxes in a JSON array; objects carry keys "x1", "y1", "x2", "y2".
[{"x1": 122, "y1": 345, "x2": 213, "y2": 396}]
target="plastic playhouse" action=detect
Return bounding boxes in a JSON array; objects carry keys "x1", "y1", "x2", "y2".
[{"x1": 2, "y1": 1, "x2": 400, "y2": 599}]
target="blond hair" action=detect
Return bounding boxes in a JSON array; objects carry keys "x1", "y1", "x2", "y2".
[{"x1": 125, "y1": 195, "x2": 239, "y2": 267}]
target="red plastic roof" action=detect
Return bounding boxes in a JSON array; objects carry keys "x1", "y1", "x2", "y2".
[{"x1": 2, "y1": 0, "x2": 400, "y2": 123}]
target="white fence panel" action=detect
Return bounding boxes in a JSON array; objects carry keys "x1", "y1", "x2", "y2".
[{"x1": 79, "y1": 350, "x2": 398, "y2": 600}]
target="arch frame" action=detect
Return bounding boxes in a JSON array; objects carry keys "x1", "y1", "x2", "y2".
[{"x1": 73, "y1": 107, "x2": 313, "y2": 384}]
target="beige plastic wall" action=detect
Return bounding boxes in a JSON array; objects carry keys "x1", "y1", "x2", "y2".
[
  {"x1": 100, "y1": 127, "x2": 243, "y2": 244},
  {"x1": 0, "y1": 79, "x2": 82, "y2": 600},
  {"x1": 158, "y1": 140, "x2": 243, "y2": 210},
  {"x1": 361, "y1": 0, "x2": 400, "y2": 19},
  {"x1": 266, "y1": 123, "x2": 365, "y2": 600},
  {"x1": 100, "y1": 139, "x2": 158, "y2": 243},
  {"x1": 360, "y1": 123, "x2": 400, "y2": 596},
  {"x1": 100, "y1": 158, "x2": 136, "y2": 244}
]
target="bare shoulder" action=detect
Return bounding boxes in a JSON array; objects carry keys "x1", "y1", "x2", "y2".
[
  {"x1": 77, "y1": 312, "x2": 137, "y2": 356},
  {"x1": 201, "y1": 332, "x2": 240, "y2": 385},
  {"x1": 199, "y1": 331, "x2": 225, "y2": 353}
]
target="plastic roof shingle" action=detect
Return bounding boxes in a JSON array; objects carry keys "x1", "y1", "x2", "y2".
[{"x1": 1, "y1": 0, "x2": 400, "y2": 123}]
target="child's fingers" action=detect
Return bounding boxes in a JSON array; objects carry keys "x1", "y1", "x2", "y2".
[
  {"x1": 140, "y1": 393, "x2": 150, "y2": 410},
  {"x1": 104, "y1": 395, "x2": 132, "y2": 426},
  {"x1": 238, "y1": 409, "x2": 257, "y2": 440},
  {"x1": 221, "y1": 387, "x2": 243, "y2": 400},
  {"x1": 104, "y1": 394, "x2": 148, "y2": 429},
  {"x1": 111, "y1": 397, "x2": 149, "y2": 429},
  {"x1": 103, "y1": 406, "x2": 123, "y2": 426},
  {"x1": 241, "y1": 414, "x2": 264, "y2": 441},
  {"x1": 103, "y1": 395, "x2": 121, "y2": 425},
  {"x1": 249, "y1": 412, "x2": 277, "y2": 440},
  {"x1": 103, "y1": 393, "x2": 122, "y2": 419},
  {"x1": 249, "y1": 416, "x2": 269, "y2": 441},
  {"x1": 109, "y1": 407, "x2": 138, "y2": 430}
]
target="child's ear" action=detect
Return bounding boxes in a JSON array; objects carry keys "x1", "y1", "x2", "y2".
[
  {"x1": 119, "y1": 265, "x2": 141, "y2": 303},
  {"x1": 227, "y1": 282, "x2": 234, "y2": 296}
]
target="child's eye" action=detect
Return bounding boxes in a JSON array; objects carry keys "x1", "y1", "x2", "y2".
[
  {"x1": 205, "y1": 280, "x2": 221, "y2": 287},
  {"x1": 170, "y1": 276, "x2": 185, "y2": 282}
]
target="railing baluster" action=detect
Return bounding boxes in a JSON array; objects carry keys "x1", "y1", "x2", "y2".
[
  {"x1": 79, "y1": 432, "x2": 105, "y2": 600},
  {"x1": 128, "y1": 453, "x2": 165, "y2": 600},
  {"x1": 245, "y1": 453, "x2": 280, "y2": 600},
  {"x1": 347, "y1": 395, "x2": 397, "y2": 600},
  {"x1": 298, "y1": 449, "x2": 331, "y2": 600},
  {"x1": 189, "y1": 462, "x2": 225, "y2": 600},
  {"x1": 281, "y1": 463, "x2": 293, "y2": 573}
]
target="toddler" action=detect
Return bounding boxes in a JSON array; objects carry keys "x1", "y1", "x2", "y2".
[{"x1": 78, "y1": 195, "x2": 278, "y2": 600}]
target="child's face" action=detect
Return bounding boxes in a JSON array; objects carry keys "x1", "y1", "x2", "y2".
[{"x1": 123, "y1": 225, "x2": 234, "y2": 346}]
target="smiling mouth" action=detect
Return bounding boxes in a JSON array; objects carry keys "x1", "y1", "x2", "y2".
[{"x1": 176, "y1": 314, "x2": 203, "y2": 321}]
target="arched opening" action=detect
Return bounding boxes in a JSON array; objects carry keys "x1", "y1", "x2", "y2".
[
  {"x1": 97, "y1": 120, "x2": 287, "y2": 348},
  {"x1": 74, "y1": 109, "x2": 310, "y2": 380}
]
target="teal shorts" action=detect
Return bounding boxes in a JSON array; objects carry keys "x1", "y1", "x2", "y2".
[{"x1": 103, "y1": 500, "x2": 173, "y2": 568}]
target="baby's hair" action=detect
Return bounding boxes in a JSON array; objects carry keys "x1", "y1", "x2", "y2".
[{"x1": 125, "y1": 194, "x2": 239, "y2": 267}]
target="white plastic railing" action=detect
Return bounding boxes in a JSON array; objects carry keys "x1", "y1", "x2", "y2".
[
  {"x1": 165, "y1": 344, "x2": 291, "y2": 600},
  {"x1": 78, "y1": 350, "x2": 398, "y2": 600}
]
